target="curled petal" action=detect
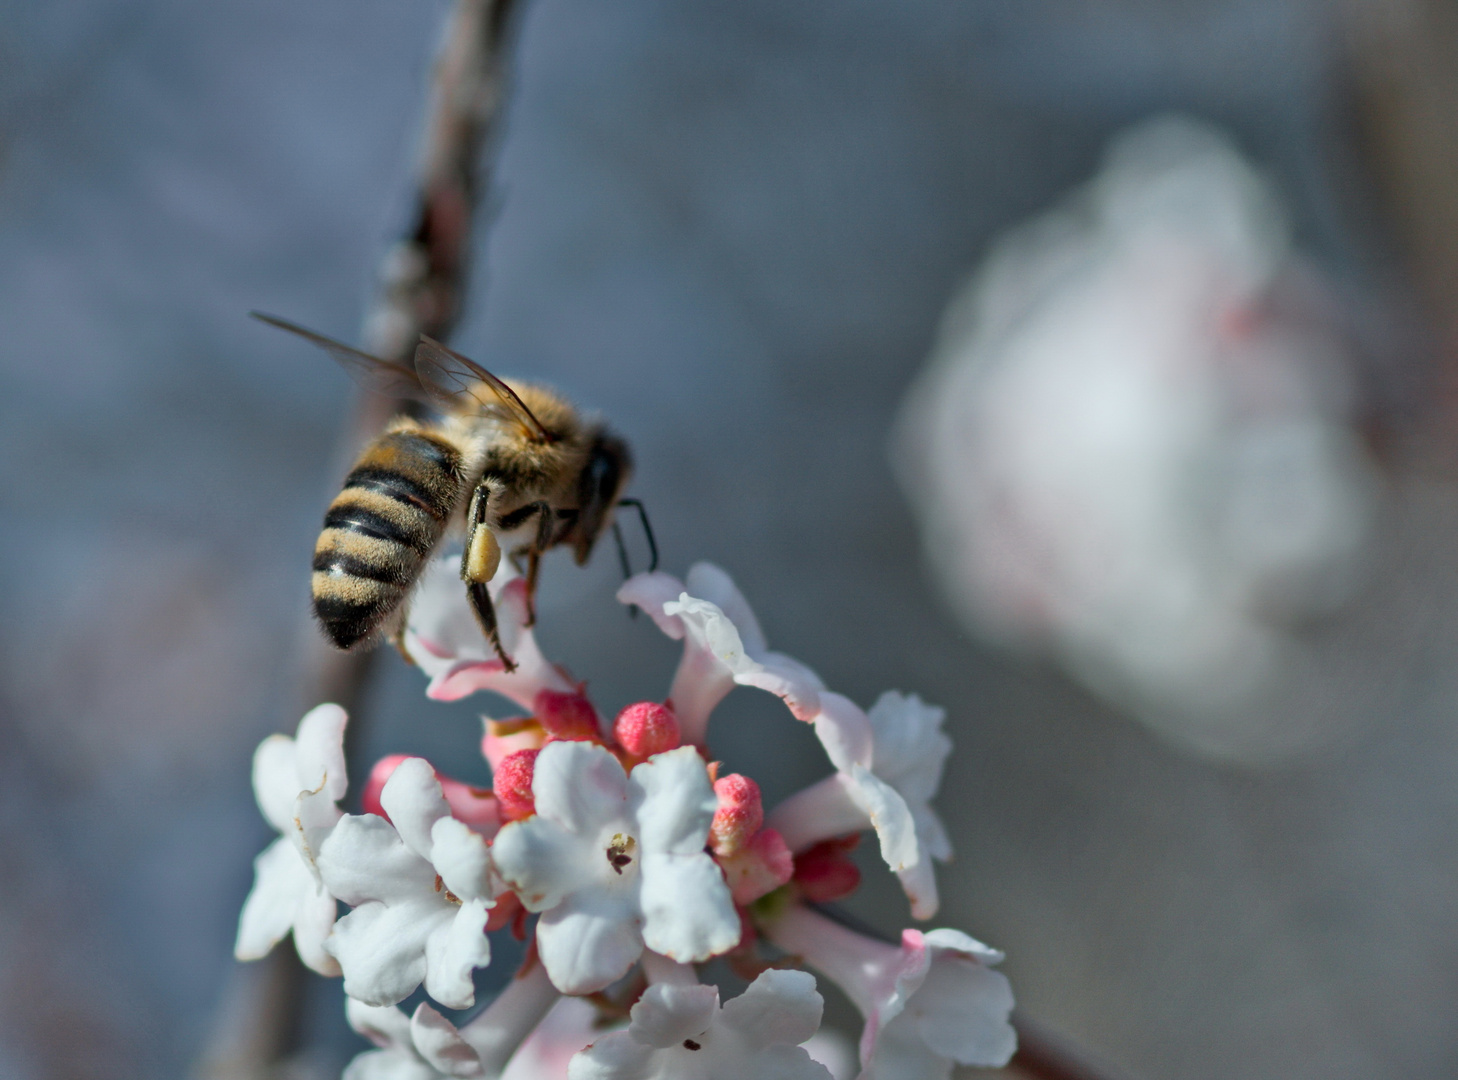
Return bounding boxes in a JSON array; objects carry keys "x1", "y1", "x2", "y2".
[{"x1": 620, "y1": 564, "x2": 825, "y2": 744}]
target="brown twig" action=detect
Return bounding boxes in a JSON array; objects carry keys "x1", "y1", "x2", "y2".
[
  {"x1": 1008, "y1": 1014, "x2": 1141, "y2": 1080},
  {"x1": 194, "y1": 2, "x2": 519, "y2": 1076}
]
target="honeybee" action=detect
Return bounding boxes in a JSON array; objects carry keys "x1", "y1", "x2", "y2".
[{"x1": 253, "y1": 313, "x2": 653, "y2": 670}]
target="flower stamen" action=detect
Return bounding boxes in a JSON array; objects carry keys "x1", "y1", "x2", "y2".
[{"x1": 606, "y1": 833, "x2": 637, "y2": 874}]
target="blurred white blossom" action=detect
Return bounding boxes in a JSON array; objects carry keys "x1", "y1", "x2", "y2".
[{"x1": 894, "y1": 115, "x2": 1380, "y2": 762}]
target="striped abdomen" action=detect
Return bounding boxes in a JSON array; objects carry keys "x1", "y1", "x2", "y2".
[{"x1": 312, "y1": 426, "x2": 464, "y2": 649}]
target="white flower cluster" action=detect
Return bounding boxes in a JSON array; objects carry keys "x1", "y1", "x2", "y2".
[{"x1": 236, "y1": 556, "x2": 1016, "y2": 1079}]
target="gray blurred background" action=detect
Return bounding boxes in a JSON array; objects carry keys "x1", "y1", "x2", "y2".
[{"x1": 3, "y1": 1, "x2": 1458, "y2": 1077}]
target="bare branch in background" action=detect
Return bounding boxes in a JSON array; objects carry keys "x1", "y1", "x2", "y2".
[{"x1": 195, "y1": 1, "x2": 520, "y2": 1075}]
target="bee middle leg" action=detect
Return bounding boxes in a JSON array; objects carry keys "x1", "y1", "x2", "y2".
[
  {"x1": 497, "y1": 501, "x2": 554, "y2": 626},
  {"x1": 461, "y1": 483, "x2": 516, "y2": 672}
]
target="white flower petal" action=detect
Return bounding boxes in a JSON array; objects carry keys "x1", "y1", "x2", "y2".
[
  {"x1": 719, "y1": 969, "x2": 823, "y2": 1047},
  {"x1": 533, "y1": 741, "x2": 631, "y2": 835},
  {"x1": 342, "y1": 1051, "x2": 440, "y2": 1080},
  {"x1": 638, "y1": 851, "x2": 739, "y2": 963},
  {"x1": 295, "y1": 702, "x2": 350, "y2": 804},
  {"x1": 327, "y1": 899, "x2": 445, "y2": 1007},
  {"x1": 490, "y1": 817, "x2": 593, "y2": 913},
  {"x1": 235, "y1": 837, "x2": 309, "y2": 961},
  {"x1": 430, "y1": 816, "x2": 493, "y2": 902},
  {"x1": 252, "y1": 735, "x2": 301, "y2": 835},
  {"x1": 381, "y1": 757, "x2": 452, "y2": 861},
  {"x1": 570, "y1": 971, "x2": 832, "y2": 1080},
  {"x1": 292, "y1": 879, "x2": 342, "y2": 976},
  {"x1": 348, "y1": 997, "x2": 415, "y2": 1049},
  {"x1": 423, "y1": 900, "x2": 492, "y2": 1010},
  {"x1": 566, "y1": 1034, "x2": 652, "y2": 1080},
  {"x1": 537, "y1": 893, "x2": 645, "y2": 995},
  {"x1": 630, "y1": 983, "x2": 718, "y2": 1047},
  {"x1": 898, "y1": 957, "x2": 1016, "y2": 1067},
  {"x1": 411, "y1": 1003, "x2": 485, "y2": 1077},
  {"x1": 894, "y1": 851, "x2": 941, "y2": 923},
  {"x1": 318, "y1": 814, "x2": 438, "y2": 908},
  {"x1": 684, "y1": 562, "x2": 768, "y2": 655},
  {"x1": 844, "y1": 766, "x2": 919, "y2": 873},
  {"x1": 344, "y1": 1000, "x2": 440, "y2": 1080},
  {"x1": 293, "y1": 785, "x2": 342, "y2": 881},
  {"x1": 631, "y1": 747, "x2": 716, "y2": 856},
  {"x1": 615, "y1": 572, "x2": 688, "y2": 639}
]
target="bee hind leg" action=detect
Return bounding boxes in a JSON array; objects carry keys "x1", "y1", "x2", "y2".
[
  {"x1": 461, "y1": 482, "x2": 516, "y2": 672},
  {"x1": 467, "y1": 581, "x2": 516, "y2": 673}
]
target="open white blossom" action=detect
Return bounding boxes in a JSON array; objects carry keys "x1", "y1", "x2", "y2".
[
  {"x1": 318, "y1": 757, "x2": 497, "y2": 1008},
  {"x1": 765, "y1": 905, "x2": 1015, "y2": 1079},
  {"x1": 768, "y1": 691, "x2": 947, "y2": 918},
  {"x1": 402, "y1": 554, "x2": 574, "y2": 710},
  {"x1": 343, "y1": 961, "x2": 563, "y2": 1080},
  {"x1": 618, "y1": 563, "x2": 824, "y2": 745},
  {"x1": 491, "y1": 741, "x2": 739, "y2": 994},
  {"x1": 235, "y1": 702, "x2": 348, "y2": 975},
  {"x1": 568, "y1": 969, "x2": 832, "y2": 1080}
]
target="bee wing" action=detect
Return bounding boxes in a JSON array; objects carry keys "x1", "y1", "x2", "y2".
[
  {"x1": 250, "y1": 311, "x2": 428, "y2": 402},
  {"x1": 414, "y1": 335, "x2": 552, "y2": 442}
]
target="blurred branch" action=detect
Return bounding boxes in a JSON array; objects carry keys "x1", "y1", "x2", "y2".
[
  {"x1": 1007, "y1": 1014, "x2": 1139, "y2": 1080},
  {"x1": 304, "y1": 0, "x2": 521, "y2": 714},
  {"x1": 195, "y1": 1, "x2": 520, "y2": 1076},
  {"x1": 1344, "y1": 0, "x2": 1458, "y2": 426}
]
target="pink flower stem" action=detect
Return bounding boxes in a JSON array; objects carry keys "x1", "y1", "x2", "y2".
[
  {"x1": 460, "y1": 956, "x2": 561, "y2": 1077},
  {"x1": 765, "y1": 774, "x2": 871, "y2": 853},
  {"x1": 640, "y1": 950, "x2": 698, "y2": 986},
  {"x1": 760, "y1": 903, "x2": 896, "y2": 1017}
]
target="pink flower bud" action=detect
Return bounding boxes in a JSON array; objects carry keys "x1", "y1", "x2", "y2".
[
  {"x1": 613, "y1": 701, "x2": 681, "y2": 758},
  {"x1": 710, "y1": 773, "x2": 763, "y2": 856},
  {"x1": 481, "y1": 717, "x2": 546, "y2": 771},
  {"x1": 533, "y1": 689, "x2": 601, "y2": 742},
  {"x1": 793, "y1": 835, "x2": 862, "y2": 903},
  {"x1": 717, "y1": 827, "x2": 794, "y2": 905},
  {"x1": 494, "y1": 748, "x2": 540, "y2": 821}
]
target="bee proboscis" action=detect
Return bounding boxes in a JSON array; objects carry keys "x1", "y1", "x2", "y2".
[{"x1": 253, "y1": 312, "x2": 654, "y2": 670}]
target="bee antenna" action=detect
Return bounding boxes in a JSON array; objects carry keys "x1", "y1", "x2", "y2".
[{"x1": 616, "y1": 498, "x2": 658, "y2": 574}]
